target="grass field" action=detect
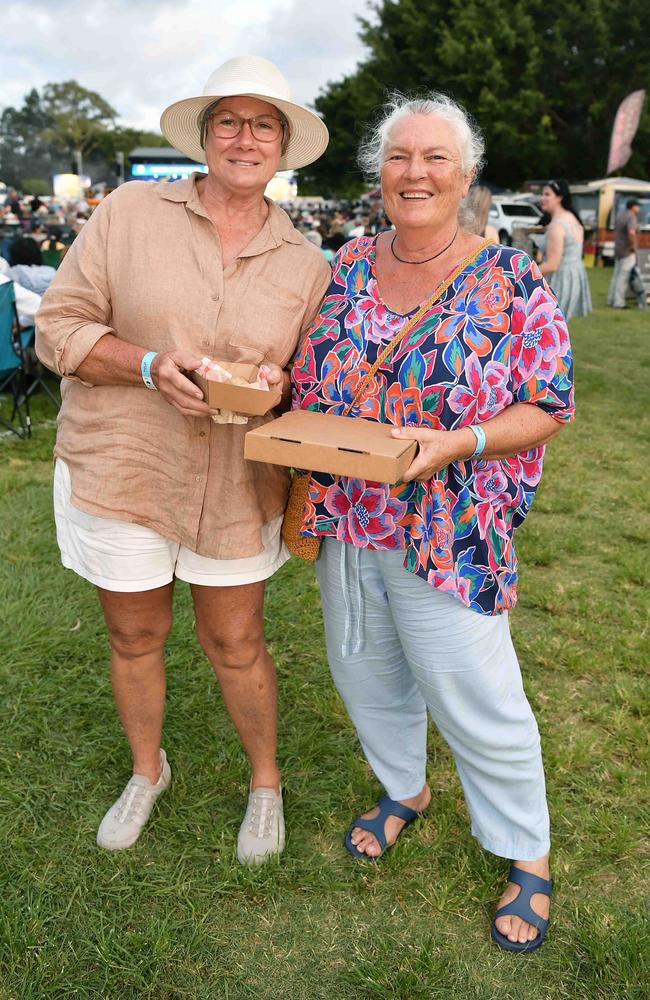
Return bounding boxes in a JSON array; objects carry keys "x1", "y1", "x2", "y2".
[{"x1": 0, "y1": 269, "x2": 648, "y2": 999}]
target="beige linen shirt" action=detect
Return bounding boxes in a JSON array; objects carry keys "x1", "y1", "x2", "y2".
[{"x1": 36, "y1": 174, "x2": 331, "y2": 559}]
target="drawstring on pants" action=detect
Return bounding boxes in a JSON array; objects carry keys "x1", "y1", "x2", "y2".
[{"x1": 339, "y1": 542, "x2": 365, "y2": 657}]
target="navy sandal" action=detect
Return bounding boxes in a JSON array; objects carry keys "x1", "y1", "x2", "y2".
[
  {"x1": 344, "y1": 794, "x2": 420, "y2": 861},
  {"x1": 491, "y1": 865, "x2": 553, "y2": 953}
]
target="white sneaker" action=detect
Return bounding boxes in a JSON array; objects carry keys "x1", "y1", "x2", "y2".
[
  {"x1": 96, "y1": 750, "x2": 171, "y2": 850},
  {"x1": 237, "y1": 784, "x2": 285, "y2": 865}
]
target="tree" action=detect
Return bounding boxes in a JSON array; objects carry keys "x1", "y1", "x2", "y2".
[
  {"x1": 0, "y1": 81, "x2": 171, "y2": 190},
  {"x1": 41, "y1": 81, "x2": 118, "y2": 160},
  {"x1": 95, "y1": 126, "x2": 169, "y2": 163},
  {"x1": 301, "y1": 0, "x2": 650, "y2": 194},
  {"x1": 21, "y1": 177, "x2": 51, "y2": 196},
  {"x1": 0, "y1": 88, "x2": 54, "y2": 188}
]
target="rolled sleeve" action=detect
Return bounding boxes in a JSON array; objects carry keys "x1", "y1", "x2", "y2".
[
  {"x1": 51, "y1": 322, "x2": 116, "y2": 382},
  {"x1": 35, "y1": 199, "x2": 116, "y2": 385}
]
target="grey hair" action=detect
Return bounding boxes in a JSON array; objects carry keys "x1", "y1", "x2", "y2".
[
  {"x1": 358, "y1": 91, "x2": 485, "y2": 181},
  {"x1": 198, "y1": 99, "x2": 291, "y2": 155}
]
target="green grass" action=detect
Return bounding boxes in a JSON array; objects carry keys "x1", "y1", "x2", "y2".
[{"x1": 0, "y1": 269, "x2": 648, "y2": 999}]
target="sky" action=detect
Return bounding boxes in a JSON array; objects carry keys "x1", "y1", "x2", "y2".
[{"x1": 1, "y1": 0, "x2": 374, "y2": 131}]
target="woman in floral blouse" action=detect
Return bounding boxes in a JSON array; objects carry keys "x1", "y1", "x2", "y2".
[{"x1": 292, "y1": 93, "x2": 574, "y2": 953}]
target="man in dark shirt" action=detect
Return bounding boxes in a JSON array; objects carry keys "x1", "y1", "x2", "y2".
[
  {"x1": 607, "y1": 198, "x2": 647, "y2": 309},
  {"x1": 7, "y1": 188, "x2": 24, "y2": 220}
]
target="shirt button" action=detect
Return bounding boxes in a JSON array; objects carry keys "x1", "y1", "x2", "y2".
[
  {"x1": 212, "y1": 293, "x2": 220, "y2": 301},
  {"x1": 199, "y1": 431, "x2": 206, "y2": 437},
  {"x1": 195, "y1": 475, "x2": 202, "y2": 482}
]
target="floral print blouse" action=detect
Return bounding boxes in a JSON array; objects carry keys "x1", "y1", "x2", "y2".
[{"x1": 291, "y1": 237, "x2": 575, "y2": 615}]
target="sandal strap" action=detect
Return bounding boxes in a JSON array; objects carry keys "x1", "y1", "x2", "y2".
[
  {"x1": 494, "y1": 866, "x2": 553, "y2": 931},
  {"x1": 350, "y1": 796, "x2": 420, "y2": 851},
  {"x1": 351, "y1": 814, "x2": 388, "y2": 850},
  {"x1": 508, "y1": 865, "x2": 553, "y2": 897},
  {"x1": 377, "y1": 795, "x2": 419, "y2": 824},
  {"x1": 494, "y1": 899, "x2": 548, "y2": 932}
]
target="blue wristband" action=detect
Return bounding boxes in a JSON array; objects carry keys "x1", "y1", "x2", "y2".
[
  {"x1": 141, "y1": 351, "x2": 158, "y2": 390},
  {"x1": 468, "y1": 424, "x2": 486, "y2": 458}
]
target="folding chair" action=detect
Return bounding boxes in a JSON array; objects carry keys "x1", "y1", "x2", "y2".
[
  {"x1": 0, "y1": 281, "x2": 32, "y2": 438},
  {"x1": 20, "y1": 326, "x2": 61, "y2": 411},
  {"x1": 41, "y1": 247, "x2": 65, "y2": 269}
]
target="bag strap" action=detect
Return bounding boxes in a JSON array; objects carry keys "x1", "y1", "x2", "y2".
[{"x1": 341, "y1": 239, "x2": 491, "y2": 417}]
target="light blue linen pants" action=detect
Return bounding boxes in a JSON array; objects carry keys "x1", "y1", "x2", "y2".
[{"x1": 315, "y1": 539, "x2": 551, "y2": 861}]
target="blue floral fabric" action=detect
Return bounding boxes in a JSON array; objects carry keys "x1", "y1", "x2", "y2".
[{"x1": 291, "y1": 238, "x2": 575, "y2": 614}]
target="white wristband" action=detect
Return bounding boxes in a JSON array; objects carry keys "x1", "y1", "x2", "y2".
[
  {"x1": 141, "y1": 351, "x2": 158, "y2": 390},
  {"x1": 468, "y1": 424, "x2": 486, "y2": 458}
]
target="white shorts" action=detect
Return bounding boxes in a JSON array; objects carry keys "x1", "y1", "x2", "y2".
[{"x1": 53, "y1": 459, "x2": 289, "y2": 592}]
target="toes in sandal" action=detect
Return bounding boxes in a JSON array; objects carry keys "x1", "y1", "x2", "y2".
[
  {"x1": 344, "y1": 794, "x2": 420, "y2": 861},
  {"x1": 491, "y1": 864, "x2": 553, "y2": 953}
]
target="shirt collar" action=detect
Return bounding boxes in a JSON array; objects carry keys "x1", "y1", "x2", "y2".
[
  {"x1": 154, "y1": 172, "x2": 303, "y2": 251},
  {"x1": 155, "y1": 174, "x2": 199, "y2": 204}
]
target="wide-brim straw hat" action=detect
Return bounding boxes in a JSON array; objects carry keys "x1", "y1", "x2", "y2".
[{"x1": 160, "y1": 55, "x2": 329, "y2": 171}]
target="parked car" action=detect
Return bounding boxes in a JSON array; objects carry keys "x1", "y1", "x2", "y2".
[{"x1": 488, "y1": 199, "x2": 542, "y2": 244}]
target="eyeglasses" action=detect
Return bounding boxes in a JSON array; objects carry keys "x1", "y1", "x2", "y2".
[{"x1": 207, "y1": 109, "x2": 285, "y2": 142}]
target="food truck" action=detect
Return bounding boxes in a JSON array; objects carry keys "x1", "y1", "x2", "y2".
[{"x1": 570, "y1": 177, "x2": 650, "y2": 281}]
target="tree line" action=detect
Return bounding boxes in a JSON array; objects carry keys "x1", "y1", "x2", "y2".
[
  {"x1": 0, "y1": 80, "x2": 166, "y2": 193},
  {"x1": 2, "y1": 0, "x2": 649, "y2": 197},
  {"x1": 300, "y1": 0, "x2": 650, "y2": 195}
]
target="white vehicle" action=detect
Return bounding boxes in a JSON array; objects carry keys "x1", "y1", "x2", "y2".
[{"x1": 489, "y1": 199, "x2": 542, "y2": 244}]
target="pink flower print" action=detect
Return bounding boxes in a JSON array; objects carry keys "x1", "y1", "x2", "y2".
[
  {"x1": 324, "y1": 479, "x2": 407, "y2": 547},
  {"x1": 501, "y1": 449, "x2": 545, "y2": 489},
  {"x1": 474, "y1": 461, "x2": 509, "y2": 501},
  {"x1": 513, "y1": 286, "x2": 566, "y2": 382},
  {"x1": 426, "y1": 566, "x2": 473, "y2": 606},
  {"x1": 409, "y1": 484, "x2": 455, "y2": 571},
  {"x1": 473, "y1": 500, "x2": 507, "y2": 573},
  {"x1": 342, "y1": 277, "x2": 411, "y2": 345},
  {"x1": 448, "y1": 356, "x2": 512, "y2": 423},
  {"x1": 367, "y1": 301, "x2": 409, "y2": 344}
]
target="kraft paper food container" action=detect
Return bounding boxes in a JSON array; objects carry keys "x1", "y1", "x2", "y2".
[
  {"x1": 244, "y1": 410, "x2": 417, "y2": 483},
  {"x1": 191, "y1": 361, "x2": 282, "y2": 416}
]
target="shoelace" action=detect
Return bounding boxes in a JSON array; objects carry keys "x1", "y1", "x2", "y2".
[
  {"x1": 115, "y1": 782, "x2": 154, "y2": 825},
  {"x1": 248, "y1": 793, "x2": 278, "y2": 839}
]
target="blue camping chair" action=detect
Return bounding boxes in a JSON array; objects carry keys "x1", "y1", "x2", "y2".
[{"x1": 0, "y1": 281, "x2": 34, "y2": 437}]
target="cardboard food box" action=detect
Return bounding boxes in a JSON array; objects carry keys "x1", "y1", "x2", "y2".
[
  {"x1": 191, "y1": 361, "x2": 282, "y2": 417},
  {"x1": 244, "y1": 409, "x2": 418, "y2": 483}
]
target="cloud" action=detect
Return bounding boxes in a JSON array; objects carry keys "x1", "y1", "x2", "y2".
[
  {"x1": 0, "y1": 0, "x2": 373, "y2": 131},
  {"x1": 243, "y1": 0, "x2": 373, "y2": 108}
]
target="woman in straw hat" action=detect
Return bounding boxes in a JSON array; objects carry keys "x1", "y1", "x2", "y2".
[{"x1": 36, "y1": 56, "x2": 330, "y2": 863}]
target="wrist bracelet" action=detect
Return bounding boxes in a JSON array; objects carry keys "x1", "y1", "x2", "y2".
[
  {"x1": 468, "y1": 424, "x2": 486, "y2": 458},
  {"x1": 141, "y1": 351, "x2": 158, "y2": 390}
]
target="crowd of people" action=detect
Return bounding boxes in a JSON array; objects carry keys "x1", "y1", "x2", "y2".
[
  {"x1": 4, "y1": 173, "x2": 646, "y2": 330},
  {"x1": 1, "y1": 185, "x2": 91, "y2": 234},
  {"x1": 0, "y1": 188, "x2": 93, "y2": 324}
]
